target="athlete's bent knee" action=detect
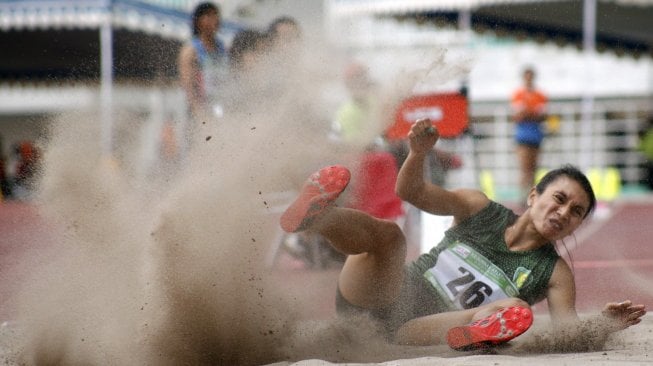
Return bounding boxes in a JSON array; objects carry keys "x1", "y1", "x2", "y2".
[{"x1": 374, "y1": 219, "x2": 406, "y2": 256}]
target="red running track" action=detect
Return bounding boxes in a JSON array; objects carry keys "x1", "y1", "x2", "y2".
[
  {"x1": 567, "y1": 201, "x2": 653, "y2": 312},
  {"x1": 0, "y1": 202, "x2": 55, "y2": 319}
]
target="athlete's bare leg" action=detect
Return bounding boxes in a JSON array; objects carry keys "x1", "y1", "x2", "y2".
[
  {"x1": 280, "y1": 165, "x2": 407, "y2": 309},
  {"x1": 395, "y1": 298, "x2": 530, "y2": 345},
  {"x1": 308, "y1": 207, "x2": 407, "y2": 309}
]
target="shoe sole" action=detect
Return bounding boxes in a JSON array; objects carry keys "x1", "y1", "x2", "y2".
[
  {"x1": 280, "y1": 165, "x2": 350, "y2": 233},
  {"x1": 447, "y1": 306, "x2": 533, "y2": 351}
]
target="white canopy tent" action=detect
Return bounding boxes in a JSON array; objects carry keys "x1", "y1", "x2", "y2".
[
  {"x1": 327, "y1": 0, "x2": 652, "y2": 14},
  {"x1": 0, "y1": 0, "x2": 187, "y2": 155},
  {"x1": 0, "y1": 0, "x2": 242, "y2": 155},
  {"x1": 326, "y1": 0, "x2": 565, "y2": 15}
]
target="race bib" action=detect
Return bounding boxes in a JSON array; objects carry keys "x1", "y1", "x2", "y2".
[{"x1": 423, "y1": 242, "x2": 519, "y2": 310}]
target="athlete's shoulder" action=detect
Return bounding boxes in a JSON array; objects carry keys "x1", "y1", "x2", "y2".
[{"x1": 451, "y1": 188, "x2": 492, "y2": 219}]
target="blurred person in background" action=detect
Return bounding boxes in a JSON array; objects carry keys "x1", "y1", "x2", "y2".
[
  {"x1": 159, "y1": 120, "x2": 180, "y2": 169},
  {"x1": 334, "y1": 61, "x2": 460, "y2": 208},
  {"x1": 265, "y1": 16, "x2": 303, "y2": 93},
  {"x1": 267, "y1": 16, "x2": 301, "y2": 56},
  {"x1": 386, "y1": 135, "x2": 461, "y2": 188},
  {"x1": 265, "y1": 17, "x2": 347, "y2": 269},
  {"x1": 638, "y1": 115, "x2": 653, "y2": 190},
  {"x1": 281, "y1": 61, "x2": 393, "y2": 270},
  {"x1": 10, "y1": 141, "x2": 41, "y2": 200},
  {"x1": 334, "y1": 62, "x2": 405, "y2": 222},
  {"x1": 178, "y1": 2, "x2": 228, "y2": 125},
  {"x1": 0, "y1": 134, "x2": 11, "y2": 200},
  {"x1": 511, "y1": 66, "x2": 548, "y2": 205},
  {"x1": 223, "y1": 28, "x2": 271, "y2": 115},
  {"x1": 333, "y1": 62, "x2": 378, "y2": 146},
  {"x1": 229, "y1": 29, "x2": 270, "y2": 73}
]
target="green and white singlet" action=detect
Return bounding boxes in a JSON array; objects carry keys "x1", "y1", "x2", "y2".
[
  {"x1": 408, "y1": 201, "x2": 559, "y2": 312},
  {"x1": 335, "y1": 201, "x2": 559, "y2": 334}
]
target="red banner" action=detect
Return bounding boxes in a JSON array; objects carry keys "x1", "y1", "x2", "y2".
[{"x1": 387, "y1": 92, "x2": 468, "y2": 140}]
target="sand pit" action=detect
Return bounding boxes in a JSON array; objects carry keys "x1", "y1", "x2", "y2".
[
  {"x1": 2, "y1": 312, "x2": 652, "y2": 365},
  {"x1": 277, "y1": 314, "x2": 653, "y2": 366}
]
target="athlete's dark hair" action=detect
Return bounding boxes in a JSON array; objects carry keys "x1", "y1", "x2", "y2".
[
  {"x1": 229, "y1": 29, "x2": 269, "y2": 68},
  {"x1": 535, "y1": 164, "x2": 596, "y2": 218},
  {"x1": 192, "y1": 2, "x2": 220, "y2": 36},
  {"x1": 268, "y1": 16, "x2": 299, "y2": 37}
]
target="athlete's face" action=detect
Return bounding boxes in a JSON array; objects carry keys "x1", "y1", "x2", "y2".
[
  {"x1": 198, "y1": 9, "x2": 220, "y2": 36},
  {"x1": 528, "y1": 176, "x2": 590, "y2": 241}
]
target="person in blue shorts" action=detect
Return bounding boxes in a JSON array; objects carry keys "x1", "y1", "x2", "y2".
[
  {"x1": 279, "y1": 118, "x2": 647, "y2": 350},
  {"x1": 512, "y1": 67, "x2": 549, "y2": 204},
  {"x1": 178, "y1": 2, "x2": 229, "y2": 123}
]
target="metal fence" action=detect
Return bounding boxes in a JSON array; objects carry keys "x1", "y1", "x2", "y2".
[{"x1": 445, "y1": 96, "x2": 652, "y2": 200}]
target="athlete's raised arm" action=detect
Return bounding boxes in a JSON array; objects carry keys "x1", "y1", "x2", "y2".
[{"x1": 395, "y1": 119, "x2": 489, "y2": 224}]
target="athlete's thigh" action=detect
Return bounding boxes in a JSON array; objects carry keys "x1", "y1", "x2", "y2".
[{"x1": 338, "y1": 243, "x2": 407, "y2": 309}]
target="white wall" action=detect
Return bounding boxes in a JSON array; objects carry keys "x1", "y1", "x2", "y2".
[
  {"x1": 468, "y1": 38, "x2": 652, "y2": 101},
  {"x1": 326, "y1": 14, "x2": 653, "y2": 102}
]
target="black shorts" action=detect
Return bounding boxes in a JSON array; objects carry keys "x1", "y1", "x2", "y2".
[{"x1": 335, "y1": 269, "x2": 448, "y2": 340}]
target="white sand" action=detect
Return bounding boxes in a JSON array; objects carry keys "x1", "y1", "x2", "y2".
[
  {"x1": 2, "y1": 315, "x2": 651, "y2": 365},
  {"x1": 274, "y1": 314, "x2": 653, "y2": 366}
]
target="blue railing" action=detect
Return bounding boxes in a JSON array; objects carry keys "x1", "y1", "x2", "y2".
[{"x1": 0, "y1": 0, "x2": 244, "y2": 35}]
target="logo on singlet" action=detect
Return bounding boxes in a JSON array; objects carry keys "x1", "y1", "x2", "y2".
[{"x1": 513, "y1": 266, "x2": 532, "y2": 289}]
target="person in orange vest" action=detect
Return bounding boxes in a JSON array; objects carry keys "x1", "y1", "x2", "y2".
[{"x1": 511, "y1": 66, "x2": 548, "y2": 205}]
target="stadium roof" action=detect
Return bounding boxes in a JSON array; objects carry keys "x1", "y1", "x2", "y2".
[
  {"x1": 0, "y1": 0, "x2": 242, "y2": 40},
  {"x1": 0, "y1": 0, "x2": 188, "y2": 39},
  {"x1": 327, "y1": 0, "x2": 653, "y2": 56}
]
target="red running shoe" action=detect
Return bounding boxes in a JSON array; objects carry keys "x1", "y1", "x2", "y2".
[
  {"x1": 280, "y1": 165, "x2": 351, "y2": 233},
  {"x1": 446, "y1": 306, "x2": 533, "y2": 351}
]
